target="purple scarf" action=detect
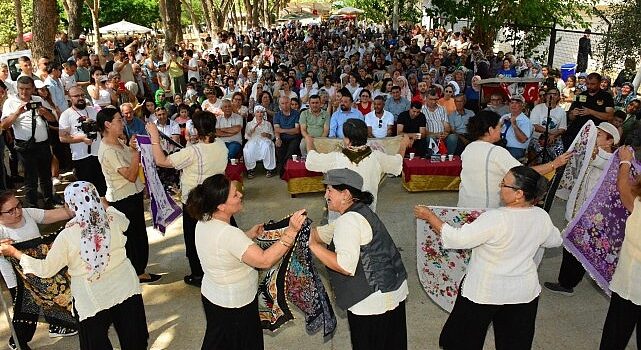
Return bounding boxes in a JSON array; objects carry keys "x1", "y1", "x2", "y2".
[{"x1": 563, "y1": 149, "x2": 640, "y2": 294}]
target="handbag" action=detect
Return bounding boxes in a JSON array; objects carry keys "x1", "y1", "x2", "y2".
[{"x1": 14, "y1": 110, "x2": 37, "y2": 152}]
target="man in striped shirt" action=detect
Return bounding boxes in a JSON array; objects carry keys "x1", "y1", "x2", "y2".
[{"x1": 422, "y1": 89, "x2": 451, "y2": 150}]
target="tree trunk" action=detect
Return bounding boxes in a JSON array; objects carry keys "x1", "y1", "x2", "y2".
[
  {"x1": 163, "y1": 0, "x2": 182, "y2": 50},
  {"x1": 200, "y1": 0, "x2": 212, "y2": 33},
  {"x1": 263, "y1": 0, "x2": 270, "y2": 27},
  {"x1": 63, "y1": 0, "x2": 83, "y2": 38},
  {"x1": 14, "y1": 0, "x2": 26, "y2": 50},
  {"x1": 181, "y1": 0, "x2": 201, "y2": 42},
  {"x1": 32, "y1": 0, "x2": 58, "y2": 60},
  {"x1": 84, "y1": 0, "x2": 101, "y2": 55},
  {"x1": 242, "y1": 0, "x2": 253, "y2": 29}
]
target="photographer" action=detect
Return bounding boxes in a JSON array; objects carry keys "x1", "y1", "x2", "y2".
[
  {"x1": 0, "y1": 76, "x2": 60, "y2": 208},
  {"x1": 58, "y1": 86, "x2": 107, "y2": 196}
]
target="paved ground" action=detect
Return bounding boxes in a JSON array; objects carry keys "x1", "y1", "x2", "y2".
[{"x1": 0, "y1": 173, "x2": 634, "y2": 349}]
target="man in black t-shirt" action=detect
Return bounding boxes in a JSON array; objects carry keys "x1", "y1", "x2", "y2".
[
  {"x1": 563, "y1": 72, "x2": 614, "y2": 149},
  {"x1": 397, "y1": 102, "x2": 428, "y2": 157}
]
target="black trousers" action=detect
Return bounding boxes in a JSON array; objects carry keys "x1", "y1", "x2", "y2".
[
  {"x1": 73, "y1": 156, "x2": 107, "y2": 197},
  {"x1": 600, "y1": 292, "x2": 641, "y2": 350},
  {"x1": 183, "y1": 204, "x2": 237, "y2": 278},
  {"x1": 8, "y1": 287, "x2": 75, "y2": 350},
  {"x1": 201, "y1": 295, "x2": 263, "y2": 350},
  {"x1": 78, "y1": 294, "x2": 148, "y2": 350},
  {"x1": 440, "y1": 294, "x2": 539, "y2": 350},
  {"x1": 16, "y1": 141, "x2": 53, "y2": 207},
  {"x1": 347, "y1": 300, "x2": 407, "y2": 350},
  {"x1": 557, "y1": 247, "x2": 585, "y2": 289},
  {"x1": 109, "y1": 191, "x2": 148, "y2": 275},
  {"x1": 276, "y1": 136, "x2": 301, "y2": 177},
  {"x1": 182, "y1": 204, "x2": 203, "y2": 277}
]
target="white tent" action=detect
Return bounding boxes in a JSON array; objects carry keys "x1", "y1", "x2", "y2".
[
  {"x1": 334, "y1": 6, "x2": 364, "y2": 15},
  {"x1": 99, "y1": 20, "x2": 152, "y2": 34}
]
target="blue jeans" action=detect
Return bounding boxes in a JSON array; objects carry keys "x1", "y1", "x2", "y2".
[
  {"x1": 445, "y1": 134, "x2": 459, "y2": 156},
  {"x1": 506, "y1": 147, "x2": 526, "y2": 159},
  {"x1": 225, "y1": 141, "x2": 242, "y2": 160}
]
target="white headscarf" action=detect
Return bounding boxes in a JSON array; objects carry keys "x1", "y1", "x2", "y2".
[{"x1": 64, "y1": 181, "x2": 111, "y2": 281}]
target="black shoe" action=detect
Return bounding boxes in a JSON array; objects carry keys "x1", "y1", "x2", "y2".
[
  {"x1": 247, "y1": 170, "x2": 256, "y2": 179},
  {"x1": 265, "y1": 170, "x2": 275, "y2": 178},
  {"x1": 184, "y1": 274, "x2": 203, "y2": 287},
  {"x1": 48, "y1": 325, "x2": 78, "y2": 337},
  {"x1": 139, "y1": 273, "x2": 162, "y2": 284},
  {"x1": 543, "y1": 282, "x2": 574, "y2": 296}
]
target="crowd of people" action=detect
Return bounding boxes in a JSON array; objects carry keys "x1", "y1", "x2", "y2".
[{"x1": 0, "y1": 18, "x2": 637, "y2": 350}]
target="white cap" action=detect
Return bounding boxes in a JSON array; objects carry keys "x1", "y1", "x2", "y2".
[
  {"x1": 34, "y1": 80, "x2": 46, "y2": 89},
  {"x1": 79, "y1": 34, "x2": 86, "y2": 39},
  {"x1": 596, "y1": 122, "x2": 621, "y2": 145}
]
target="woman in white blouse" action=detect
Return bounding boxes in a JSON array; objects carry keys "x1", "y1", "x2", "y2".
[
  {"x1": 309, "y1": 168, "x2": 408, "y2": 350},
  {"x1": 600, "y1": 146, "x2": 641, "y2": 349},
  {"x1": 146, "y1": 111, "x2": 228, "y2": 287},
  {"x1": 415, "y1": 166, "x2": 562, "y2": 349},
  {"x1": 0, "y1": 191, "x2": 78, "y2": 348},
  {"x1": 97, "y1": 107, "x2": 159, "y2": 283},
  {"x1": 458, "y1": 110, "x2": 571, "y2": 208},
  {"x1": 87, "y1": 67, "x2": 111, "y2": 109},
  {"x1": 185, "y1": 174, "x2": 306, "y2": 349},
  {"x1": 0, "y1": 182, "x2": 148, "y2": 350}
]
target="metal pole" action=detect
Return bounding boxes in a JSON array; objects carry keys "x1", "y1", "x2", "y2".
[
  {"x1": 547, "y1": 22, "x2": 556, "y2": 68},
  {"x1": 392, "y1": 0, "x2": 399, "y2": 31}
]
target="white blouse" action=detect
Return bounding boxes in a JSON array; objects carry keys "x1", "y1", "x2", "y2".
[
  {"x1": 441, "y1": 206, "x2": 562, "y2": 304},
  {"x1": 458, "y1": 141, "x2": 522, "y2": 208},
  {"x1": 196, "y1": 219, "x2": 257, "y2": 308},
  {"x1": 0, "y1": 209, "x2": 46, "y2": 288},
  {"x1": 610, "y1": 198, "x2": 641, "y2": 305},
  {"x1": 19, "y1": 207, "x2": 141, "y2": 321}
]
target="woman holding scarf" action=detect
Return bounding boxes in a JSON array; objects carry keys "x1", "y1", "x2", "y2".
[
  {"x1": 146, "y1": 111, "x2": 228, "y2": 287},
  {"x1": 0, "y1": 182, "x2": 148, "y2": 350}
]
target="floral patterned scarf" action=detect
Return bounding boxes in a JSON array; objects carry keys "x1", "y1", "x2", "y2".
[
  {"x1": 64, "y1": 181, "x2": 110, "y2": 281},
  {"x1": 256, "y1": 215, "x2": 337, "y2": 337},
  {"x1": 563, "y1": 149, "x2": 640, "y2": 294}
]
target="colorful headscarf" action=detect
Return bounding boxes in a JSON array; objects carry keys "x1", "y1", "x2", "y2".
[{"x1": 64, "y1": 181, "x2": 110, "y2": 281}]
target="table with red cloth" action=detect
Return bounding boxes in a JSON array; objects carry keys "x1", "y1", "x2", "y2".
[
  {"x1": 282, "y1": 159, "x2": 325, "y2": 197},
  {"x1": 402, "y1": 157, "x2": 462, "y2": 192},
  {"x1": 226, "y1": 162, "x2": 246, "y2": 191}
]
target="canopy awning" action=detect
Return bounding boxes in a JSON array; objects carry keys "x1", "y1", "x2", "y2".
[{"x1": 99, "y1": 20, "x2": 152, "y2": 34}]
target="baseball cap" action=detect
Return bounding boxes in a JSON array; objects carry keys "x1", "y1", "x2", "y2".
[
  {"x1": 99, "y1": 75, "x2": 108, "y2": 83},
  {"x1": 596, "y1": 122, "x2": 621, "y2": 145},
  {"x1": 34, "y1": 80, "x2": 46, "y2": 89},
  {"x1": 322, "y1": 168, "x2": 364, "y2": 191},
  {"x1": 509, "y1": 95, "x2": 524, "y2": 103},
  {"x1": 79, "y1": 34, "x2": 86, "y2": 39}
]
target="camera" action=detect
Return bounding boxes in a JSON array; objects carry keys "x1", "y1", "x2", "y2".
[
  {"x1": 79, "y1": 119, "x2": 99, "y2": 140},
  {"x1": 26, "y1": 101, "x2": 42, "y2": 110}
]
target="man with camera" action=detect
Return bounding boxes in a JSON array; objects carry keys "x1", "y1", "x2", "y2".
[
  {"x1": 0, "y1": 76, "x2": 60, "y2": 208},
  {"x1": 58, "y1": 86, "x2": 107, "y2": 197}
]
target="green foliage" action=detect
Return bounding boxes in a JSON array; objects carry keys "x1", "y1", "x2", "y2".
[
  {"x1": 425, "y1": 0, "x2": 595, "y2": 52},
  {"x1": 0, "y1": 0, "x2": 34, "y2": 49},
  {"x1": 344, "y1": 0, "x2": 421, "y2": 24},
  {"x1": 595, "y1": 0, "x2": 641, "y2": 70},
  {"x1": 77, "y1": 0, "x2": 161, "y2": 31}
]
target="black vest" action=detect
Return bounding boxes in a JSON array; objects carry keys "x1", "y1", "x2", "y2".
[{"x1": 328, "y1": 202, "x2": 407, "y2": 310}]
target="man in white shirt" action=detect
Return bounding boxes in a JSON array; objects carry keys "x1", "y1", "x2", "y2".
[
  {"x1": 58, "y1": 86, "x2": 107, "y2": 197},
  {"x1": 365, "y1": 96, "x2": 394, "y2": 138},
  {"x1": 153, "y1": 107, "x2": 181, "y2": 153},
  {"x1": 0, "y1": 76, "x2": 59, "y2": 208},
  {"x1": 528, "y1": 88, "x2": 567, "y2": 161},
  {"x1": 215, "y1": 99, "x2": 243, "y2": 159},
  {"x1": 186, "y1": 50, "x2": 200, "y2": 82}
]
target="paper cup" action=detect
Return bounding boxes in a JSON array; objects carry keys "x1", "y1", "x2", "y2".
[
  {"x1": 292, "y1": 155, "x2": 299, "y2": 161},
  {"x1": 409, "y1": 152, "x2": 415, "y2": 160},
  {"x1": 231, "y1": 159, "x2": 238, "y2": 165},
  {"x1": 440, "y1": 155, "x2": 446, "y2": 162},
  {"x1": 448, "y1": 155, "x2": 454, "y2": 161}
]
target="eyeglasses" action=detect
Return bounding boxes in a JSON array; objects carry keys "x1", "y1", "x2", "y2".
[
  {"x1": 0, "y1": 202, "x2": 22, "y2": 216},
  {"x1": 70, "y1": 94, "x2": 84, "y2": 98},
  {"x1": 500, "y1": 180, "x2": 520, "y2": 191}
]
